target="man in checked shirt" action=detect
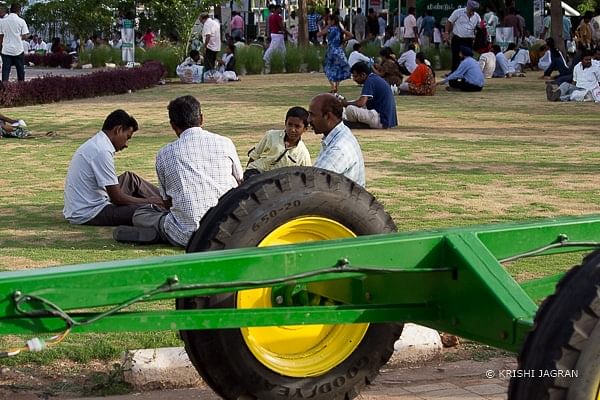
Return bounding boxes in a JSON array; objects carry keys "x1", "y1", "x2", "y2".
[
  {"x1": 308, "y1": 93, "x2": 365, "y2": 187},
  {"x1": 113, "y1": 95, "x2": 243, "y2": 246}
]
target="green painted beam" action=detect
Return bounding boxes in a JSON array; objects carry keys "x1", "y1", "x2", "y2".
[
  {"x1": 520, "y1": 273, "x2": 565, "y2": 302},
  {"x1": 0, "y1": 215, "x2": 598, "y2": 352},
  {"x1": 0, "y1": 304, "x2": 439, "y2": 335}
]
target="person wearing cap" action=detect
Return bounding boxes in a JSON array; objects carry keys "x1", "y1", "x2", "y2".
[
  {"x1": 437, "y1": 46, "x2": 484, "y2": 92},
  {"x1": 200, "y1": 12, "x2": 221, "y2": 71},
  {"x1": 445, "y1": 0, "x2": 481, "y2": 72}
]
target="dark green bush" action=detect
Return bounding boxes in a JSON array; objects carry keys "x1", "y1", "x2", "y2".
[
  {"x1": 139, "y1": 45, "x2": 180, "y2": 77},
  {"x1": 269, "y1": 50, "x2": 285, "y2": 73},
  {"x1": 284, "y1": 45, "x2": 303, "y2": 73}
]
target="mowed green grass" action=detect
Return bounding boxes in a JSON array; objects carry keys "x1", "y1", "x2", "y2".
[{"x1": 0, "y1": 72, "x2": 599, "y2": 367}]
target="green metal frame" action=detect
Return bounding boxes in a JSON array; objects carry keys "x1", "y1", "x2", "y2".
[{"x1": 1, "y1": 214, "x2": 600, "y2": 353}]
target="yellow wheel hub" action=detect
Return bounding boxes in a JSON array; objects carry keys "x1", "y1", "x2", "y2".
[{"x1": 237, "y1": 217, "x2": 369, "y2": 377}]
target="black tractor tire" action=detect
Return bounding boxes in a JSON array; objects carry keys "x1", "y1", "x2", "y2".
[
  {"x1": 178, "y1": 167, "x2": 403, "y2": 400},
  {"x1": 508, "y1": 249, "x2": 600, "y2": 400}
]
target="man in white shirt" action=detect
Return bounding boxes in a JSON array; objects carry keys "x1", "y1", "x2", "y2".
[
  {"x1": 546, "y1": 52, "x2": 600, "y2": 101},
  {"x1": 403, "y1": 7, "x2": 418, "y2": 50},
  {"x1": 348, "y1": 43, "x2": 372, "y2": 67},
  {"x1": 63, "y1": 110, "x2": 164, "y2": 226},
  {"x1": 478, "y1": 48, "x2": 496, "y2": 78},
  {"x1": 114, "y1": 96, "x2": 243, "y2": 246},
  {"x1": 31, "y1": 36, "x2": 47, "y2": 53},
  {"x1": 348, "y1": 43, "x2": 373, "y2": 67},
  {"x1": 445, "y1": 0, "x2": 481, "y2": 71},
  {"x1": 492, "y1": 44, "x2": 516, "y2": 77},
  {"x1": 398, "y1": 44, "x2": 417, "y2": 75},
  {"x1": 200, "y1": 12, "x2": 221, "y2": 70},
  {"x1": 0, "y1": 4, "x2": 29, "y2": 81},
  {"x1": 308, "y1": 93, "x2": 365, "y2": 187}
]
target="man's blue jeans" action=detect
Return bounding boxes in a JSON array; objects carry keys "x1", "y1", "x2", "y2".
[{"x1": 2, "y1": 52, "x2": 25, "y2": 81}]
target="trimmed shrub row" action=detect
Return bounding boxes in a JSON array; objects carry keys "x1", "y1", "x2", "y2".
[
  {"x1": 25, "y1": 52, "x2": 74, "y2": 69},
  {"x1": 77, "y1": 45, "x2": 179, "y2": 77},
  {"x1": 0, "y1": 61, "x2": 166, "y2": 107},
  {"x1": 233, "y1": 43, "x2": 452, "y2": 75},
  {"x1": 235, "y1": 45, "x2": 326, "y2": 75}
]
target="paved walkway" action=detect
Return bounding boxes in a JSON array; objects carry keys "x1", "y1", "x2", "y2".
[
  {"x1": 76, "y1": 356, "x2": 516, "y2": 400},
  {"x1": 4, "y1": 66, "x2": 102, "y2": 82}
]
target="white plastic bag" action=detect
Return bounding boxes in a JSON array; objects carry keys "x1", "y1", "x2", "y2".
[
  {"x1": 203, "y1": 69, "x2": 226, "y2": 84},
  {"x1": 569, "y1": 89, "x2": 587, "y2": 102},
  {"x1": 591, "y1": 86, "x2": 600, "y2": 103},
  {"x1": 176, "y1": 64, "x2": 204, "y2": 83}
]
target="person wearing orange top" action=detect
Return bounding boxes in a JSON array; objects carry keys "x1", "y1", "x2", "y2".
[{"x1": 398, "y1": 52, "x2": 436, "y2": 95}]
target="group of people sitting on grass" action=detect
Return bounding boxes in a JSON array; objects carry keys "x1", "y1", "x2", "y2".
[
  {"x1": 176, "y1": 44, "x2": 239, "y2": 83},
  {"x1": 545, "y1": 47, "x2": 600, "y2": 102},
  {"x1": 62, "y1": 64, "x2": 399, "y2": 246}
]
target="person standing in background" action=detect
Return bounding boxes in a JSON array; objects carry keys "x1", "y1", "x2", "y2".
[
  {"x1": 286, "y1": 10, "x2": 299, "y2": 44},
  {"x1": 230, "y1": 11, "x2": 244, "y2": 41},
  {"x1": 354, "y1": 8, "x2": 367, "y2": 41},
  {"x1": 483, "y1": 7, "x2": 498, "y2": 43},
  {"x1": 141, "y1": 28, "x2": 155, "y2": 48},
  {"x1": 445, "y1": 0, "x2": 481, "y2": 72},
  {"x1": 403, "y1": 7, "x2": 418, "y2": 50},
  {"x1": 0, "y1": 4, "x2": 29, "y2": 82},
  {"x1": 200, "y1": 12, "x2": 221, "y2": 70},
  {"x1": 419, "y1": 10, "x2": 435, "y2": 48}
]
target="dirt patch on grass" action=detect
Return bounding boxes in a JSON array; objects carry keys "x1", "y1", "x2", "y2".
[
  {"x1": 0, "y1": 256, "x2": 61, "y2": 270},
  {"x1": 0, "y1": 360, "x2": 120, "y2": 398}
]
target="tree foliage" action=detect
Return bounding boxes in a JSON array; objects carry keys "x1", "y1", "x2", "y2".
[
  {"x1": 24, "y1": 0, "x2": 224, "y2": 59},
  {"x1": 25, "y1": 0, "x2": 118, "y2": 41}
]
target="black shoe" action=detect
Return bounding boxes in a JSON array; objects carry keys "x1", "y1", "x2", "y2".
[
  {"x1": 113, "y1": 226, "x2": 160, "y2": 244},
  {"x1": 445, "y1": 86, "x2": 460, "y2": 92},
  {"x1": 546, "y1": 84, "x2": 560, "y2": 101}
]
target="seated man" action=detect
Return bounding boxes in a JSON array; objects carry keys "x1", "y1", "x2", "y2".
[
  {"x1": 478, "y1": 47, "x2": 496, "y2": 78},
  {"x1": 492, "y1": 44, "x2": 516, "y2": 78},
  {"x1": 114, "y1": 95, "x2": 243, "y2": 247},
  {"x1": 398, "y1": 43, "x2": 417, "y2": 75},
  {"x1": 546, "y1": 51, "x2": 600, "y2": 102},
  {"x1": 308, "y1": 93, "x2": 365, "y2": 187},
  {"x1": 437, "y1": 46, "x2": 485, "y2": 92},
  {"x1": 509, "y1": 45, "x2": 531, "y2": 73},
  {"x1": 176, "y1": 50, "x2": 203, "y2": 83},
  {"x1": 341, "y1": 61, "x2": 398, "y2": 129},
  {"x1": 63, "y1": 110, "x2": 163, "y2": 226},
  {"x1": 348, "y1": 43, "x2": 373, "y2": 68}
]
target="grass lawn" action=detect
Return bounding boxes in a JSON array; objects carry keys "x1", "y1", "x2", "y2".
[{"x1": 0, "y1": 71, "x2": 599, "y2": 393}]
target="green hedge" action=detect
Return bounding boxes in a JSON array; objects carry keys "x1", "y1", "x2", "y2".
[{"x1": 79, "y1": 45, "x2": 179, "y2": 77}]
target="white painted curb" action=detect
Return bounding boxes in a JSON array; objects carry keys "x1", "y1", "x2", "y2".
[
  {"x1": 121, "y1": 347, "x2": 201, "y2": 389},
  {"x1": 390, "y1": 323, "x2": 443, "y2": 365},
  {"x1": 121, "y1": 324, "x2": 442, "y2": 388}
]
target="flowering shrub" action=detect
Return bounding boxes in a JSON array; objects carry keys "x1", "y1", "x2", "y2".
[
  {"x1": 0, "y1": 61, "x2": 166, "y2": 107},
  {"x1": 25, "y1": 52, "x2": 74, "y2": 68}
]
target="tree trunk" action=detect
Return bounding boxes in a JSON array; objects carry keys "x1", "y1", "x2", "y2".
[
  {"x1": 550, "y1": 0, "x2": 565, "y2": 55},
  {"x1": 298, "y1": 0, "x2": 308, "y2": 47},
  {"x1": 407, "y1": 0, "x2": 416, "y2": 9}
]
